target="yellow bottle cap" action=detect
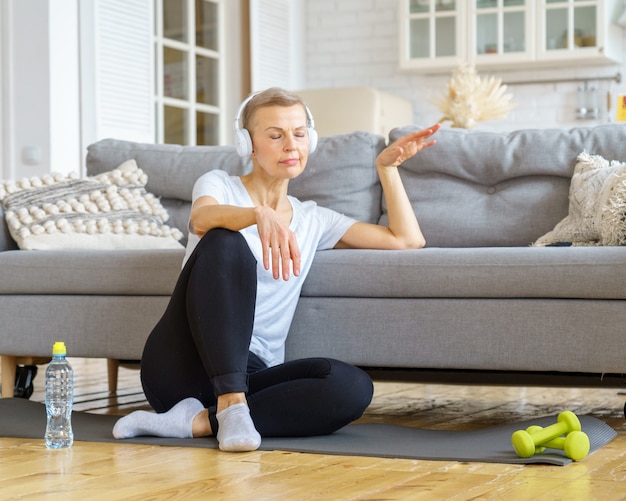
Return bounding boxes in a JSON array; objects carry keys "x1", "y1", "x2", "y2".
[{"x1": 52, "y1": 342, "x2": 67, "y2": 356}]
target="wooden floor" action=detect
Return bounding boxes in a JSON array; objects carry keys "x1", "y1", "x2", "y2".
[{"x1": 1, "y1": 359, "x2": 625, "y2": 500}]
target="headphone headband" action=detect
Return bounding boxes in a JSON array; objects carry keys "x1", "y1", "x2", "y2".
[{"x1": 233, "y1": 92, "x2": 318, "y2": 157}]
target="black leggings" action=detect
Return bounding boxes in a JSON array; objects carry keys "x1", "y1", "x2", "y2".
[{"x1": 140, "y1": 228, "x2": 373, "y2": 437}]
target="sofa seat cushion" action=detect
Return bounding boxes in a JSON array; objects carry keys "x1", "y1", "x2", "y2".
[
  {"x1": 301, "y1": 247, "x2": 626, "y2": 299},
  {"x1": 0, "y1": 249, "x2": 184, "y2": 295}
]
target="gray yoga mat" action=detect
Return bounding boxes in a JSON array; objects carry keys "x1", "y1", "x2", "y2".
[{"x1": 0, "y1": 398, "x2": 616, "y2": 465}]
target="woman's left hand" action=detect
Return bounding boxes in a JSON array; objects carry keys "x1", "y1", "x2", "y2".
[{"x1": 376, "y1": 124, "x2": 440, "y2": 169}]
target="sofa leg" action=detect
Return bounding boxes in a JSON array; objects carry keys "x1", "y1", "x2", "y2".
[
  {"x1": 1, "y1": 356, "x2": 52, "y2": 398},
  {"x1": 2, "y1": 356, "x2": 126, "y2": 397},
  {"x1": 107, "y1": 359, "x2": 120, "y2": 394},
  {"x1": 1, "y1": 356, "x2": 17, "y2": 398}
]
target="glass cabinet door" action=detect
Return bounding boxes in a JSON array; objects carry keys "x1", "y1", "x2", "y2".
[
  {"x1": 401, "y1": 0, "x2": 465, "y2": 69},
  {"x1": 473, "y1": 0, "x2": 530, "y2": 62},
  {"x1": 399, "y1": 0, "x2": 620, "y2": 71},
  {"x1": 543, "y1": 0, "x2": 597, "y2": 54}
]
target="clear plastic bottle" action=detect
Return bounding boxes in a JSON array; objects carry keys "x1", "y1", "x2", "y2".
[{"x1": 44, "y1": 341, "x2": 74, "y2": 449}]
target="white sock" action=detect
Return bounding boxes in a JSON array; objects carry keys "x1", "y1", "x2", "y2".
[
  {"x1": 216, "y1": 403, "x2": 261, "y2": 452},
  {"x1": 113, "y1": 397, "x2": 205, "y2": 439}
]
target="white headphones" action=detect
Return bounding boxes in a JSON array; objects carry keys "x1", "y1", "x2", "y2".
[{"x1": 233, "y1": 92, "x2": 318, "y2": 157}]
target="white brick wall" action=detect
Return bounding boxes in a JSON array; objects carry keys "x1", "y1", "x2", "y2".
[{"x1": 303, "y1": 0, "x2": 626, "y2": 131}]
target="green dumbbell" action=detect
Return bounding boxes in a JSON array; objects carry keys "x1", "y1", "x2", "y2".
[
  {"x1": 525, "y1": 425, "x2": 547, "y2": 454},
  {"x1": 525, "y1": 425, "x2": 590, "y2": 460},
  {"x1": 511, "y1": 411, "x2": 582, "y2": 458}
]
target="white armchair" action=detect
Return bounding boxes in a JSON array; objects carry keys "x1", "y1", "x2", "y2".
[{"x1": 295, "y1": 87, "x2": 414, "y2": 138}]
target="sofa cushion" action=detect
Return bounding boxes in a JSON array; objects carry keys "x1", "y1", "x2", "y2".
[
  {"x1": 86, "y1": 131, "x2": 387, "y2": 229},
  {"x1": 288, "y1": 131, "x2": 386, "y2": 224},
  {"x1": 0, "y1": 160, "x2": 183, "y2": 250},
  {"x1": 534, "y1": 152, "x2": 626, "y2": 246},
  {"x1": 0, "y1": 248, "x2": 184, "y2": 295},
  {"x1": 300, "y1": 247, "x2": 626, "y2": 300},
  {"x1": 385, "y1": 124, "x2": 626, "y2": 247},
  {"x1": 86, "y1": 140, "x2": 251, "y2": 202}
]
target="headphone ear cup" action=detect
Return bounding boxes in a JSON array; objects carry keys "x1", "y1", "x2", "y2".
[
  {"x1": 234, "y1": 128, "x2": 253, "y2": 157},
  {"x1": 308, "y1": 127, "x2": 318, "y2": 154}
]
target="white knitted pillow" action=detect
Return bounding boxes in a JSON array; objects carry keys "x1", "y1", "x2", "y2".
[
  {"x1": 0, "y1": 159, "x2": 184, "y2": 250},
  {"x1": 596, "y1": 158, "x2": 626, "y2": 245},
  {"x1": 533, "y1": 152, "x2": 626, "y2": 246}
]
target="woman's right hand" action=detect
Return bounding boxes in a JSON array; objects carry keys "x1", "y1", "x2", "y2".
[
  {"x1": 254, "y1": 206, "x2": 301, "y2": 281},
  {"x1": 190, "y1": 196, "x2": 300, "y2": 280}
]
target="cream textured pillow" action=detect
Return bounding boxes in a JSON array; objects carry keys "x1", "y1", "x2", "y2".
[
  {"x1": 0, "y1": 159, "x2": 184, "y2": 250},
  {"x1": 533, "y1": 152, "x2": 626, "y2": 246},
  {"x1": 596, "y1": 161, "x2": 626, "y2": 245}
]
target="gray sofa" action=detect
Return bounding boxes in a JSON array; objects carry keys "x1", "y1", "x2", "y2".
[{"x1": 2, "y1": 124, "x2": 626, "y2": 398}]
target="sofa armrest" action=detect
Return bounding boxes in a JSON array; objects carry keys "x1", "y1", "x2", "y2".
[{"x1": 0, "y1": 205, "x2": 18, "y2": 251}]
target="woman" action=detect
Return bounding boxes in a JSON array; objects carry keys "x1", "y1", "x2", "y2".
[{"x1": 113, "y1": 87, "x2": 439, "y2": 452}]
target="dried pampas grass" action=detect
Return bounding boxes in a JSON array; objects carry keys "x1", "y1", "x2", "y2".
[{"x1": 433, "y1": 63, "x2": 516, "y2": 129}]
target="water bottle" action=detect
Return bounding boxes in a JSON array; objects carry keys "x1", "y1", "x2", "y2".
[{"x1": 44, "y1": 341, "x2": 74, "y2": 449}]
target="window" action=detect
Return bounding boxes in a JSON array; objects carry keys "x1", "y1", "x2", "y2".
[{"x1": 154, "y1": 0, "x2": 223, "y2": 145}]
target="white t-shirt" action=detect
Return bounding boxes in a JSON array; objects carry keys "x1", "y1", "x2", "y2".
[{"x1": 184, "y1": 170, "x2": 356, "y2": 367}]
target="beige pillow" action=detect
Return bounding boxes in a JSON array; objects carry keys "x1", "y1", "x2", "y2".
[
  {"x1": 533, "y1": 152, "x2": 626, "y2": 246},
  {"x1": 596, "y1": 161, "x2": 626, "y2": 245},
  {"x1": 0, "y1": 160, "x2": 183, "y2": 250}
]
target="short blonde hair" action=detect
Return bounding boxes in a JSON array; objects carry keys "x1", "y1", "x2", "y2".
[{"x1": 241, "y1": 87, "x2": 308, "y2": 131}]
